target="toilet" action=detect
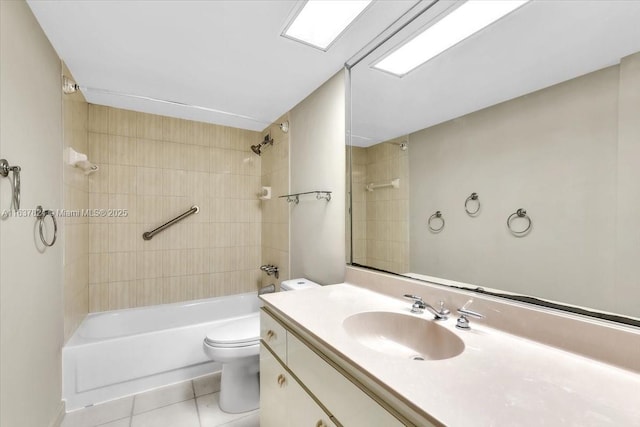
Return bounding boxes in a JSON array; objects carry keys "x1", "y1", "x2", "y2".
[{"x1": 203, "y1": 278, "x2": 320, "y2": 413}]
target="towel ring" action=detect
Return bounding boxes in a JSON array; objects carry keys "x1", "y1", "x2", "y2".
[
  {"x1": 464, "y1": 192, "x2": 480, "y2": 216},
  {"x1": 36, "y1": 205, "x2": 57, "y2": 247},
  {"x1": 507, "y1": 208, "x2": 531, "y2": 236},
  {"x1": 428, "y1": 211, "x2": 445, "y2": 232}
]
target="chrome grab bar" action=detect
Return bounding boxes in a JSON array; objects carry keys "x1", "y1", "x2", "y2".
[{"x1": 142, "y1": 205, "x2": 199, "y2": 240}]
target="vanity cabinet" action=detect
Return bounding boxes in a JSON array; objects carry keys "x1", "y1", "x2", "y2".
[{"x1": 260, "y1": 309, "x2": 406, "y2": 427}]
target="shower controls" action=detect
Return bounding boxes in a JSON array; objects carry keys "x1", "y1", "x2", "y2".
[{"x1": 260, "y1": 264, "x2": 279, "y2": 279}]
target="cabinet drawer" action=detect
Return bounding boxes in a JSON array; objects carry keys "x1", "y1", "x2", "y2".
[
  {"x1": 261, "y1": 310, "x2": 287, "y2": 362},
  {"x1": 287, "y1": 333, "x2": 405, "y2": 427}
]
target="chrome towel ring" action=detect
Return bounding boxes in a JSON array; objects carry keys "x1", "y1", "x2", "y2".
[
  {"x1": 464, "y1": 192, "x2": 480, "y2": 216},
  {"x1": 36, "y1": 205, "x2": 57, "y2": 247},
  {"x1": 428, "y1": 211, "x2": 445, "y2": 232},
  {"x1": 507, "y1": 208, "x2": 531, "y2": 236}
]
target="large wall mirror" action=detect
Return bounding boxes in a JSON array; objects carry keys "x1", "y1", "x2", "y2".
[{"x1": 346, "y1": 0, "x2": 640, "y2": 325}]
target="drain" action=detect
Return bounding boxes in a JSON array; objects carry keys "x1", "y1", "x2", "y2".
[{"x1": 411, "y1": 355, "x2": 425, "y2": 361}]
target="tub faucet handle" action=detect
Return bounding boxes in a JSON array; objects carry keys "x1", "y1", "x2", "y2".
[{"x1": 260, "y1": 264, "x2": 279, "y2": 279}]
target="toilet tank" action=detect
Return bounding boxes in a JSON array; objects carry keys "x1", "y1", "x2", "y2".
[{"x1": 281, "y1": 278, "x2": 321, "y2": 291}]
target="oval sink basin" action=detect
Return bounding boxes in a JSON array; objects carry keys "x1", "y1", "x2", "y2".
[{"x1": 343, "y1": 311, "x2": 464, "y2": 361}]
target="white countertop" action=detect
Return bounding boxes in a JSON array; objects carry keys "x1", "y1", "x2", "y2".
[{"x1": 261, "y1": 283, "x2": 640, "y2": 426}]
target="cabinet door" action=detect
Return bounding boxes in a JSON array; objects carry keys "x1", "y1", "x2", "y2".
[
  {"x1": 261, "y1": 343, "x2": 335, "y2": 427},
  {"x1": 287, "y1": 375, "x2": 335, "y2": 427},
  {"x1": 260, "y1": 344, "x2": 287, "y2": 427},
  {"x1": 288, "y1": 334, "x2": 406, "y2": 427}
]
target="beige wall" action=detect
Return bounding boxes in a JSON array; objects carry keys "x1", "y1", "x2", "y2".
[
  {"x1": 0, "y1": 1, "x2": 65, "y2": 426},
  {"x1": 290, "y1": 71, "x2": 346, "y2": 285},
  {"x1": 63, "y1": 66, "x2": 89, "y2": 342},
  {"x1": 615, "y1": 52, "x2": 640, "y2": 316},
  {"x1": 261, "y1": 115, "x2": 290, "y2": 289},
  {"x1": 87, "y1": 105, "x2": 262, "y2": 311},
  {"x1": 407, "y1": 60, "x2": 640, "y2": 317}
]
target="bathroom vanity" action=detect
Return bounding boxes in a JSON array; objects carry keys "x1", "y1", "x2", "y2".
[
  {"x1": 260, "y1": 307, "x2": 410, "y2": 427},
  {"x1": 259, "y1": 268, "x2": 640, "y2": 426}
]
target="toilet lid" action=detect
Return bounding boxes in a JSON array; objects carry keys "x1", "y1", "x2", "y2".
[{"x1": 205, "y1": 314, "x2": 260, "y2": 348}]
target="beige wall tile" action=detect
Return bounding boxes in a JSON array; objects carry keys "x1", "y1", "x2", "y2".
[
  {"x1": 87, "y1": 105, "x2": 268, "y2": 310},
  {"x1": 108, "y1": 135, "x2": 137, "y2": 166},
  {"x1": 108, "y1": 108, "x2": 136, "y2": 137},
  {"x1": 88, "y1": 105, "x2": 109, "y2": 134},
  {"x1": 135, "y1": 279, "x2": 163, "y2": 307},
  {"x1": 89, "y1": 283, "x2": 109, "y2": 312},
  {"x1": 108, "y1": 281, "x2": 135, "y2": 310},
  {"x1": 136, "y1": 112, "x2": 163, "y2": 140}
]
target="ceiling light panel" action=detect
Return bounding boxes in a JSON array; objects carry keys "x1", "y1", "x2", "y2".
[
  {"x1": 283, "y1": 0, "x2": 372, "y2": 50},
  {"x1": 374, "y1": 0, "x2": 530, "y2": 76}
]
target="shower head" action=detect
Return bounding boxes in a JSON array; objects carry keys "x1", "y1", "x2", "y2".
[{"x1": 251, "y1": 134, "x2": 274, "y2": 156}]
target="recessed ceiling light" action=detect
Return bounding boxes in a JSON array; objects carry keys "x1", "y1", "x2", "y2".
[
  {"x1": 373, "y1": 0, "x2": 530, "y2": 76},
  {"x1": 282, "y1": 0, "x2": 372, "y2": 51}
]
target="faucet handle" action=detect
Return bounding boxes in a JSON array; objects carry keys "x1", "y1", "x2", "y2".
[
  {"x1": 456, "y1": 300, "x2": 484, "y2": 330},
  {"x1": 437, "y1": 300, "x2": 451, "y2": 318},
  {"x1": 403, "y1": 294, "x2": 424, "y2": 314}
]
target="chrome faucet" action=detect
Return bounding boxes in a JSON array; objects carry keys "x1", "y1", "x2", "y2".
[
  {"x1": 403, "y1": 294, "x2": 450, "y2": 320},
  {"x1": 260, "y1": 264, "x2": 279, "y2": 279},
  {"x1": 456, "y1": 300, "x2": 485, "y2": 330}
]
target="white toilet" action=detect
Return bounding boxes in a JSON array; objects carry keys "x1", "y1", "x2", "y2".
[{"x1": 203, "y1": 278, "x2": 320, "y2": 413}]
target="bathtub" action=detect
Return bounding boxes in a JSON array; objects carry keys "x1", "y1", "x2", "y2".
[{"x1": 63, "y1": 292, "x2": 261, "y2": 411}]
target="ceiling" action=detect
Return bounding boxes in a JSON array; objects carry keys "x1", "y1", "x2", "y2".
[
  {"x1": 27, "y1": 0, "x2": 418, "y2": 131},
  {"x1": 351, "y1": 0, "x2": 640, "y2": 145},
  {"x1": 27, "y1": 1, "x2": 640, "y2": 141}
]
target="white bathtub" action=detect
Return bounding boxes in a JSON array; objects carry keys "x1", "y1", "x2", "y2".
[{"x1": 63, "y1": 292, "x2": 261, "y2": 411}]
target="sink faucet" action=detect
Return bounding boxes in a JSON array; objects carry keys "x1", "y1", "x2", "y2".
[{"x1": 403, "y1": 294, "x2": 450, "y2": 320}]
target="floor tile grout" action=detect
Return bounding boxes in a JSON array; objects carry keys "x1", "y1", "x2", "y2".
[
  {"x1": 129, "y1": 392, "x2": 135, "y2": 427},
  {"x1": 192, "y1": 380, "x2": 203, "y2": 427}
]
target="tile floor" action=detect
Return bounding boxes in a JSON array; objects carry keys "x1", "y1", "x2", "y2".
[{"x1": 61, "y1": 373, "x2": 259, "y2": 427}]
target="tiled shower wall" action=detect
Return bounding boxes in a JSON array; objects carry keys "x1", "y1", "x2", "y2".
[
  {"x1": 260, "y1": 115, "x2": 290, "y2": 289},
  {"x1": 349, "y1": 146, "x2": 367, "y2": 266},
  {"x1": 350, "y1": 138, "x2": 409, "y2": 274},
  {"x1": 87, "y1": 105, "x2": 262, "y2": 311},
  {"x1": 63, "y1": 66, "x2": 89, "y2": 341}
]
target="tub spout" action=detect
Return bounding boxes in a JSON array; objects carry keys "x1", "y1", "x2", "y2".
[{"x1": 258, "y1": 284, "x2": 276, "y2": 295}]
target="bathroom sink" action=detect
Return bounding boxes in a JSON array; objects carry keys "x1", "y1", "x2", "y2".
[{"x1": 343, "y1": 311, "x2": 464, "y2": 361}]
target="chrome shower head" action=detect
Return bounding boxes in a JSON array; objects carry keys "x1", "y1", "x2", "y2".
[{"x1": 251, "y1": 134, "x2": 274, "y2": 156}]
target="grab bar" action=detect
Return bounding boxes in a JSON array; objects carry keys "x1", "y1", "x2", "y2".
[
  {"x1": 142, "y1": 205, "x2": 199, "y2": 240},
  {"x1": 365, "y1": 178, "x2": 399, "y2": 192}
]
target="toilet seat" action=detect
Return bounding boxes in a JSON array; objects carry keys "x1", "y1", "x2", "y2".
[{"x1": 205, "y1": 314, "x2": 260, "y2": 349}]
